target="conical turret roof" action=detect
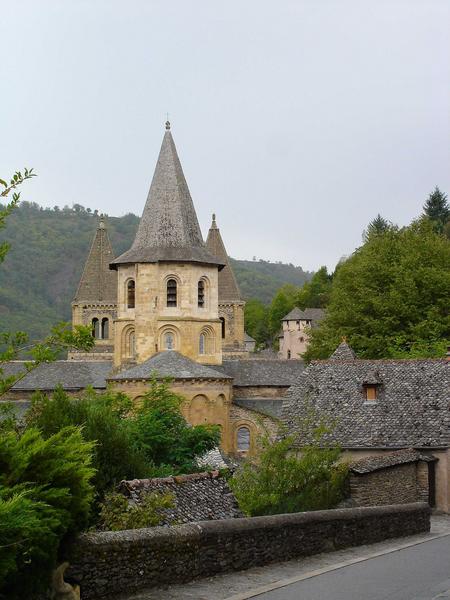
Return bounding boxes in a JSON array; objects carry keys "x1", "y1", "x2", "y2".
[
  {"x1": 329, "y1": 340, "x2": 356, "y2": 360},
  {"x1": 74, "y1": 217, "x2": 117, "y2": 302},
  {"x1": 111, "y1": 123, "x2": 223, "y2": 269},
  {"x1": 205, "y1": 214, "x2": 242, "y2": 302}
]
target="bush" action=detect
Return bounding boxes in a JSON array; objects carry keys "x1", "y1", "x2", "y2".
[
  {"x1": 0, "y1": 426, "x2": 95, "y2": 598},
  {"x1": 97, "y1": 491, "x2": 174, "y2": 531}
]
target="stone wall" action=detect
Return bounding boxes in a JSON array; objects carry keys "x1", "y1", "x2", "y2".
[
  {"x1": 350, "y1": 463, "x2": 427, "y2": 507},
  {"x1": 67, "y1": 503, "x2": 429, "y2": 599}
]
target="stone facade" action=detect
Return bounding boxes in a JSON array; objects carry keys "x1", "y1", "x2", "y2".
[
  {"x1": 67, "y1": 503, "x2": 430, "y2": 599},
  {"x1": 279, "y1": 307, "x2": 325, "y2": 360},
  {"x1": 117, "y1": 471, "x2": 242, "y2": 525}
]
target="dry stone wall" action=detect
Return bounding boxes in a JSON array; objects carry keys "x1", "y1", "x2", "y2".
[{"x1": 67, "y1": 503, "x2": 429, "y2": 599}]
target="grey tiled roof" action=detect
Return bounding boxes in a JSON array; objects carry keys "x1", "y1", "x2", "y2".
[
  {"x1": 244, "y1": 332, "x2": 256, "y2": 342},
  {"x1": 205, "y1": 215, "x2": 242, "y2": 302},
  {"x1": 233, "y1": 398, "x2": 284, "y2": 418},
  {"x1": 282, "y1": 307, "x2": 308, "y2": 321},
  {"x1": 111, "y1": 128, "x2": 223, "y2": 269},
  {"x1": 330, "y1": 341, "x2": 357, "y2": 360},
  {"x1": 219, "y1": 359, "x2": 305, "y2": 386},
  {"x1": 281, "y1": 358, "x2": 450, "y2": 449},
  {"x1": 109, "y1": 351, "x2": 231, "y2": 381},
  {"x1": 73, "y1": 220, "x2": 117, "y2": 303},
  {"x1": 349, "y1": 449, "x2": 431, "y2": 474},
  {"x1": 282, "y1": 307, "x2": 325, "y2": 324},
  {"x1": 2, "y1": 361, "x2": 112, "y2": 390}
]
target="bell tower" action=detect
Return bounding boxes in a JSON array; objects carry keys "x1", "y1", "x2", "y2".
[{"x1": 110, "y1": 123, "x2": 224, "y2": 368}]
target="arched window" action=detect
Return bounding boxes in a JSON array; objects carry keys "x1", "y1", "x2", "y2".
[
  {"x1": 129, "y1": 332, "x2": 135, "y2": 357},
  {"x1": 198, "y1": 280, "x2": 205, "y2": 308},
  {"x1": 199, "y1": 333, "x2": 206, "y2": 354},
  {"x1": 127, "y1": 280, "x2": 135, "y2": 309},
  {"x1": 92, "y1": 318, "x2": 100, "y2": 339},
  {"x1": 167, "y1": 279, "x2": 177, "y2": 307},
  {"x1": 220, "y1": 317, "x2": 226, "y2": 339},
  {"x1": 287, "y1": 350, "x2": 291, "y2": 359},
  {"x1": 164, "y1": 332, "x2": 174, "y2": 350},
  {"x1": 101, "y1": 318, "x2": 109, "y2": 339},
  {"x1": 237, "y1": 426, "x2": 250, "y2": 451}
]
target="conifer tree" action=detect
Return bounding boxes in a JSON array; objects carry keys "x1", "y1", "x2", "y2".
[
  {"x1": 423, "y1": 186, "x2": 450, "y2": 233},
  {"x1": 363, "y1": 214, "x2": 391, "y2": 241}
]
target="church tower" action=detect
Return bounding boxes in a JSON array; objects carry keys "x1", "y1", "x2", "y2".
[
  {"x1": 110, "y1": 123, "x2": 224, "y2": 368},
  {"x1": 69, "y1": 217, "x2": 117, "y2": 360},
  {"x1": 206, "y1": 215, "x2": 247, "y2": 357}
]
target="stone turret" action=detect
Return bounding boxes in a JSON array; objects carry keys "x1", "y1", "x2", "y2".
[
  {"x1": 69, "y1": 217, "x2": 117, "y2": 360},
  {"x1": 110, "y1": 123, "x2": 223, "y2": 368},
  {"x1": 206, "y1": 214, "x2": 247, "y2": 357}
]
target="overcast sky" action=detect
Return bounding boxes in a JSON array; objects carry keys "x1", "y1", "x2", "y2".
[{"x1": 1, "y1": 0, "x2": 449, "y2": 271}]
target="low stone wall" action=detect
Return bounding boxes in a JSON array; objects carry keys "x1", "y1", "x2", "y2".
[{"x1": 67, "y1": 503, "x2": 429, "y2": 599}]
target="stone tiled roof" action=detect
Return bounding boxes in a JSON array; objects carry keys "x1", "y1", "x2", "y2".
[
  {"x1": 111, "y1": 126, "x2": 223, "y2": 269},
  {"x1": 244, "y1": 332, "x2": 256, "y2": 342},
  {"x1": 349, "y1": 449, "x2": 432, "y2": 475},
  {"x1": 281, "y1": 356, "x2": 450, "y2": 449},
  {"x1": 205, "y1": 214, "x2": 242, "y2": 302},
  {"x1": 233, "y1": 397, "x2": 284, "y2": 418},
  {"x1": 118, "y1": 471, "x2": 242, "y2": 525},
  {"x1": 73, "y1": 219, "x2": 117, "y2": 302},
  {"x1": 282, "y1": 307, "x2": 325, "y2": 325},
  {"x1": 219, "y1": 359, "x2": 305, "y2": 386},
  {"x1": 330, "y1": 341, "x2": 357, "y2": 360},
  {"x1": 109, "y1": 351, "x2": 231, "y2": 381},
  {"x1": 2, "y1": 361, "x2": 112, "y2": 390},
  {"x1": 282, "y1": 307, "x2": 308, "y2": 321}
]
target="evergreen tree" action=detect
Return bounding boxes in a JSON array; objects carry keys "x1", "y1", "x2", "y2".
[
  {"x1": 296, "y1": 266, "x2": 332, "y2": 309},
  {"x1": 423, "y1": 187, "x2": 450, "y2": 233},
  {"x1": 363, "y1": 214, "x2": 392, "y2": 241}
]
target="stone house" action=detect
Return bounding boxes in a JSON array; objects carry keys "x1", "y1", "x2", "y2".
[
  {"x1": 280, "y1": 341, "x2": 450, "y2": 511},
  {"x1": 278, "y1": 307, "x2": 324, "y2": 359}
]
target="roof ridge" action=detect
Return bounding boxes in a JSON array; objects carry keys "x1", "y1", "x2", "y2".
[{"x1": 205, "y1": 214, "x2": 242, "y2": 302}]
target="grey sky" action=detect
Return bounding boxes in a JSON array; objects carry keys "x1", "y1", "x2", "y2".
[{"x1": 1, "y1": 0, "x2": 449, "y2": 271}]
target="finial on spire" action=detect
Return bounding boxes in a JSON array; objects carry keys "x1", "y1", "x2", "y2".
[
  {"x1": 99, "y1": 214, "x2": 105, "y2": 229},
  {"x1": 211, "y1": 213, "x2": 218, "y2": 229},
  {"x1": 165, "y1": 113, "x2": 170, "y2": 130}
]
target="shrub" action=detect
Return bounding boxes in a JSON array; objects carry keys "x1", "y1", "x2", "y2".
[
  {"x1": 0, "y1": 426, "x2": 95, "y2": 598},
  {"x1": 97, "y1": 491, "x2": 174, "y2": 531}
]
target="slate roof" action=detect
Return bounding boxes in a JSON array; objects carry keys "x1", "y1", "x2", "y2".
[
  {"x1": 330, "y1": 341, "x2": 357, "y2": 360},
  {"x1": 282, "y1": 307, "x2": 308, "y2": 321},
  {"x1": 205, "y1": 214, "x2": 242, "y2": 302},
  {"x1": 281, "y1": 354, "x2": 450, "y2": 449},
  {"x1": 282, "y1": 307, "x2": 325, "y2": 324},
  {"x1": 244, "y1": 332, "x2": 256, "y2": 342},
  {"x1": 2, "y1": 361, "x2": 112, "y2": 390},
  {"x1": 219, "y1": 359, "x2": 305, "y2": 386},
  {"x1": 349, "y1": 449, "x2": 433, "y2": 475},
  {"x1": 73, "y1": 218, "x2": 117, "y2": 303},
  {"x1": 233, "y1": 397, "x2": 284, "y2": 418},
  {"x1": 109, "y1": 351, "x2": 231, "y2": 381},
  {"x1": 111, "y1": 125, "x2": 223, "y2": 269}
]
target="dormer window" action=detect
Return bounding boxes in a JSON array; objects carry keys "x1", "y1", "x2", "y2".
[{"x1": 364, "y1": 385, "x2": 378, "y2": 402}]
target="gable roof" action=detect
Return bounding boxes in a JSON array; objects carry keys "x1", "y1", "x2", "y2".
[
  {"x1": 281, "y1": 307, "x2": 325, "y2": 322},
  {"x1": 281, "y1": 358, "x2": 450, "y2": 449},
  {"x1": 349, "y1": 449, "x2": 432, "y2": 475},
  {"x1": 109, "y1": 351, "x2": 231, "y2": 381},
  {"x1": 205, "y1": 214, "x2": 242, "y2": 302},
  {"x1": 73, "y1": 218, "x2": 117, "y2": 303},
  {"x1": 111, "y1": 124, "x2": 223, "y2": 269}
]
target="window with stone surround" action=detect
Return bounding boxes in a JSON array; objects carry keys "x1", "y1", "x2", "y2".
[
  {"x1": 220, "y1": 317, "x2": 225, "y2": 339},
  {"x1": 167, "y1": 279, "x2": 177, "y2": 307},
  {"x1": 164, "y1": 332, "x2": 175, "y2": 350},
  {"x1": 127, "y1": 280, "x2": 135, "y2": 309},
  {"x1": 199, "y1": 333, "x2": 205, "y2": 354},
  {"x1": 92, "y1": 318, "x2": 100, "y2": 338},
  {"x1": 101, "y1": 318, "x2": 109, "y2": 339},
  {"x1": 364, "y1": 385, "x2": 378, "y2": 402},
  {"x1": 198, "y1": 280, "x2": 205, "y2": 307},
  {"x1": 237, "y1": 426, "x2": 250, "y2": 451}
]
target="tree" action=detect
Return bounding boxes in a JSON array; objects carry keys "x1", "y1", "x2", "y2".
[
  {"x1": 268, "y1": 284, "x2": 298, "y2": 341},
  {"x1": 244, "y1": 298, "x2": 269, "y2": 346},
  {"x1": 229, "y1": 407, "x2": 347, "y2": 516},
  {"x1": 296, "y1": 266, "x2": 333, "y2": 309},
  {"x1": 304, "y1": 220, "x2": 450, "y2": 360},
  {"x1": 363, "y1": 214, "x2": 392, "y2": 242},
  {"x1": 423, "y1": 187, "x2": 450, "y2": 233}
]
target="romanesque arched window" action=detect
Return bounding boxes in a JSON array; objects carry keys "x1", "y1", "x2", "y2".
[
  {"x1": 167, "y1": 279, "x2": 177, "y2": 307},
  {"x1": 101, "y1": 318, "x2": 109, "y2": 339},
  {"x1": 220, "y1": 317, "x2": 225, "y2": 339},
  {"x1": 127, "y1": 280, "x2": 135, "y2": 309},
  {"x1": 198, "y1": 280, "x2": 205, "y2": 308},
  {"x1": 164, "y1": 331, "x2": 174, "y2": 350},
  {"x1": 237, "y1": 426, "x2": 250, "y2": 451},
  {"x1": 92, "y1": 318, "x2": 100, "y2": 339},
  {"x1": 199, "y1": 333, "x2": 206, "y2": 354}
]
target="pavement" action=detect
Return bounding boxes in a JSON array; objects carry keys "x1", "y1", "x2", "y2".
[{"x1": 114, "y1": 515, "x2": 450, "y2": 600}]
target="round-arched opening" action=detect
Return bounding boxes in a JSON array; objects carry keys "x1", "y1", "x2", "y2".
[
  {"x1": 167, "y1": 278, "x2": 177, "y2": 307},
  {"x1": 92, "y1": 318, "x2": 100, "y2": 339},
  {"x1": 127, "y1": 280, "x2": 135, "y2": 309},
  {"x1": 237, "y1": 426, "x2": 251, "y2": 451},
  {"x1": 101, "y1": 317, "x2": 109, "y2": 339}
]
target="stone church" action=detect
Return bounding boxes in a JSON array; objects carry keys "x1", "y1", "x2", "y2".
[{"x1": 5, "y1": 123, "x2": 304, "y2": 456}]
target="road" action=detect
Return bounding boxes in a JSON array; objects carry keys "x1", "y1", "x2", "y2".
[{"x1": 256, "y1": 535, "x2": 450, "y2": 600}]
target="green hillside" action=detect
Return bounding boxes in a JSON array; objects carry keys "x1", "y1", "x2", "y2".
[{"x1": 0, "y1": 202, "x2": 312, "y2": 341}]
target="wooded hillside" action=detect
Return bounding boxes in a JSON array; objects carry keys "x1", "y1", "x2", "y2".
[{"x1": 0, "y1": 202, "x2": 312, "y2": 341}]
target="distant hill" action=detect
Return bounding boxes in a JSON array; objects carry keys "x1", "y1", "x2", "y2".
[{"x1": 0, "y1": 202, "x2": 312, "y2": 341}]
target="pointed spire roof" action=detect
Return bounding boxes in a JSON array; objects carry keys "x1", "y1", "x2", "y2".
[
  {"x1": 74, "y1": 217, "x2": 117, "y2": 302},
  {"x1": 205, "y1": 214, "x2": 242, "y2": 302},
  {"x1": 329, "y1": 339, "x2": 357, "y2": 361},
  {"x1": 111, "y1": 123, "x2": 223, "y2": 269}
]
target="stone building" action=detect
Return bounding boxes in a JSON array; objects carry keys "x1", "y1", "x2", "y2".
[
  {"x1": 280, "y1": 341, "x2": 450, "y2": 511},
  {"x1": 278, "y1": 307, "x2": 324, "y2": 359},
  {"x1": 3, "y1": 122, "x2": 306, "y2": 456}
]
